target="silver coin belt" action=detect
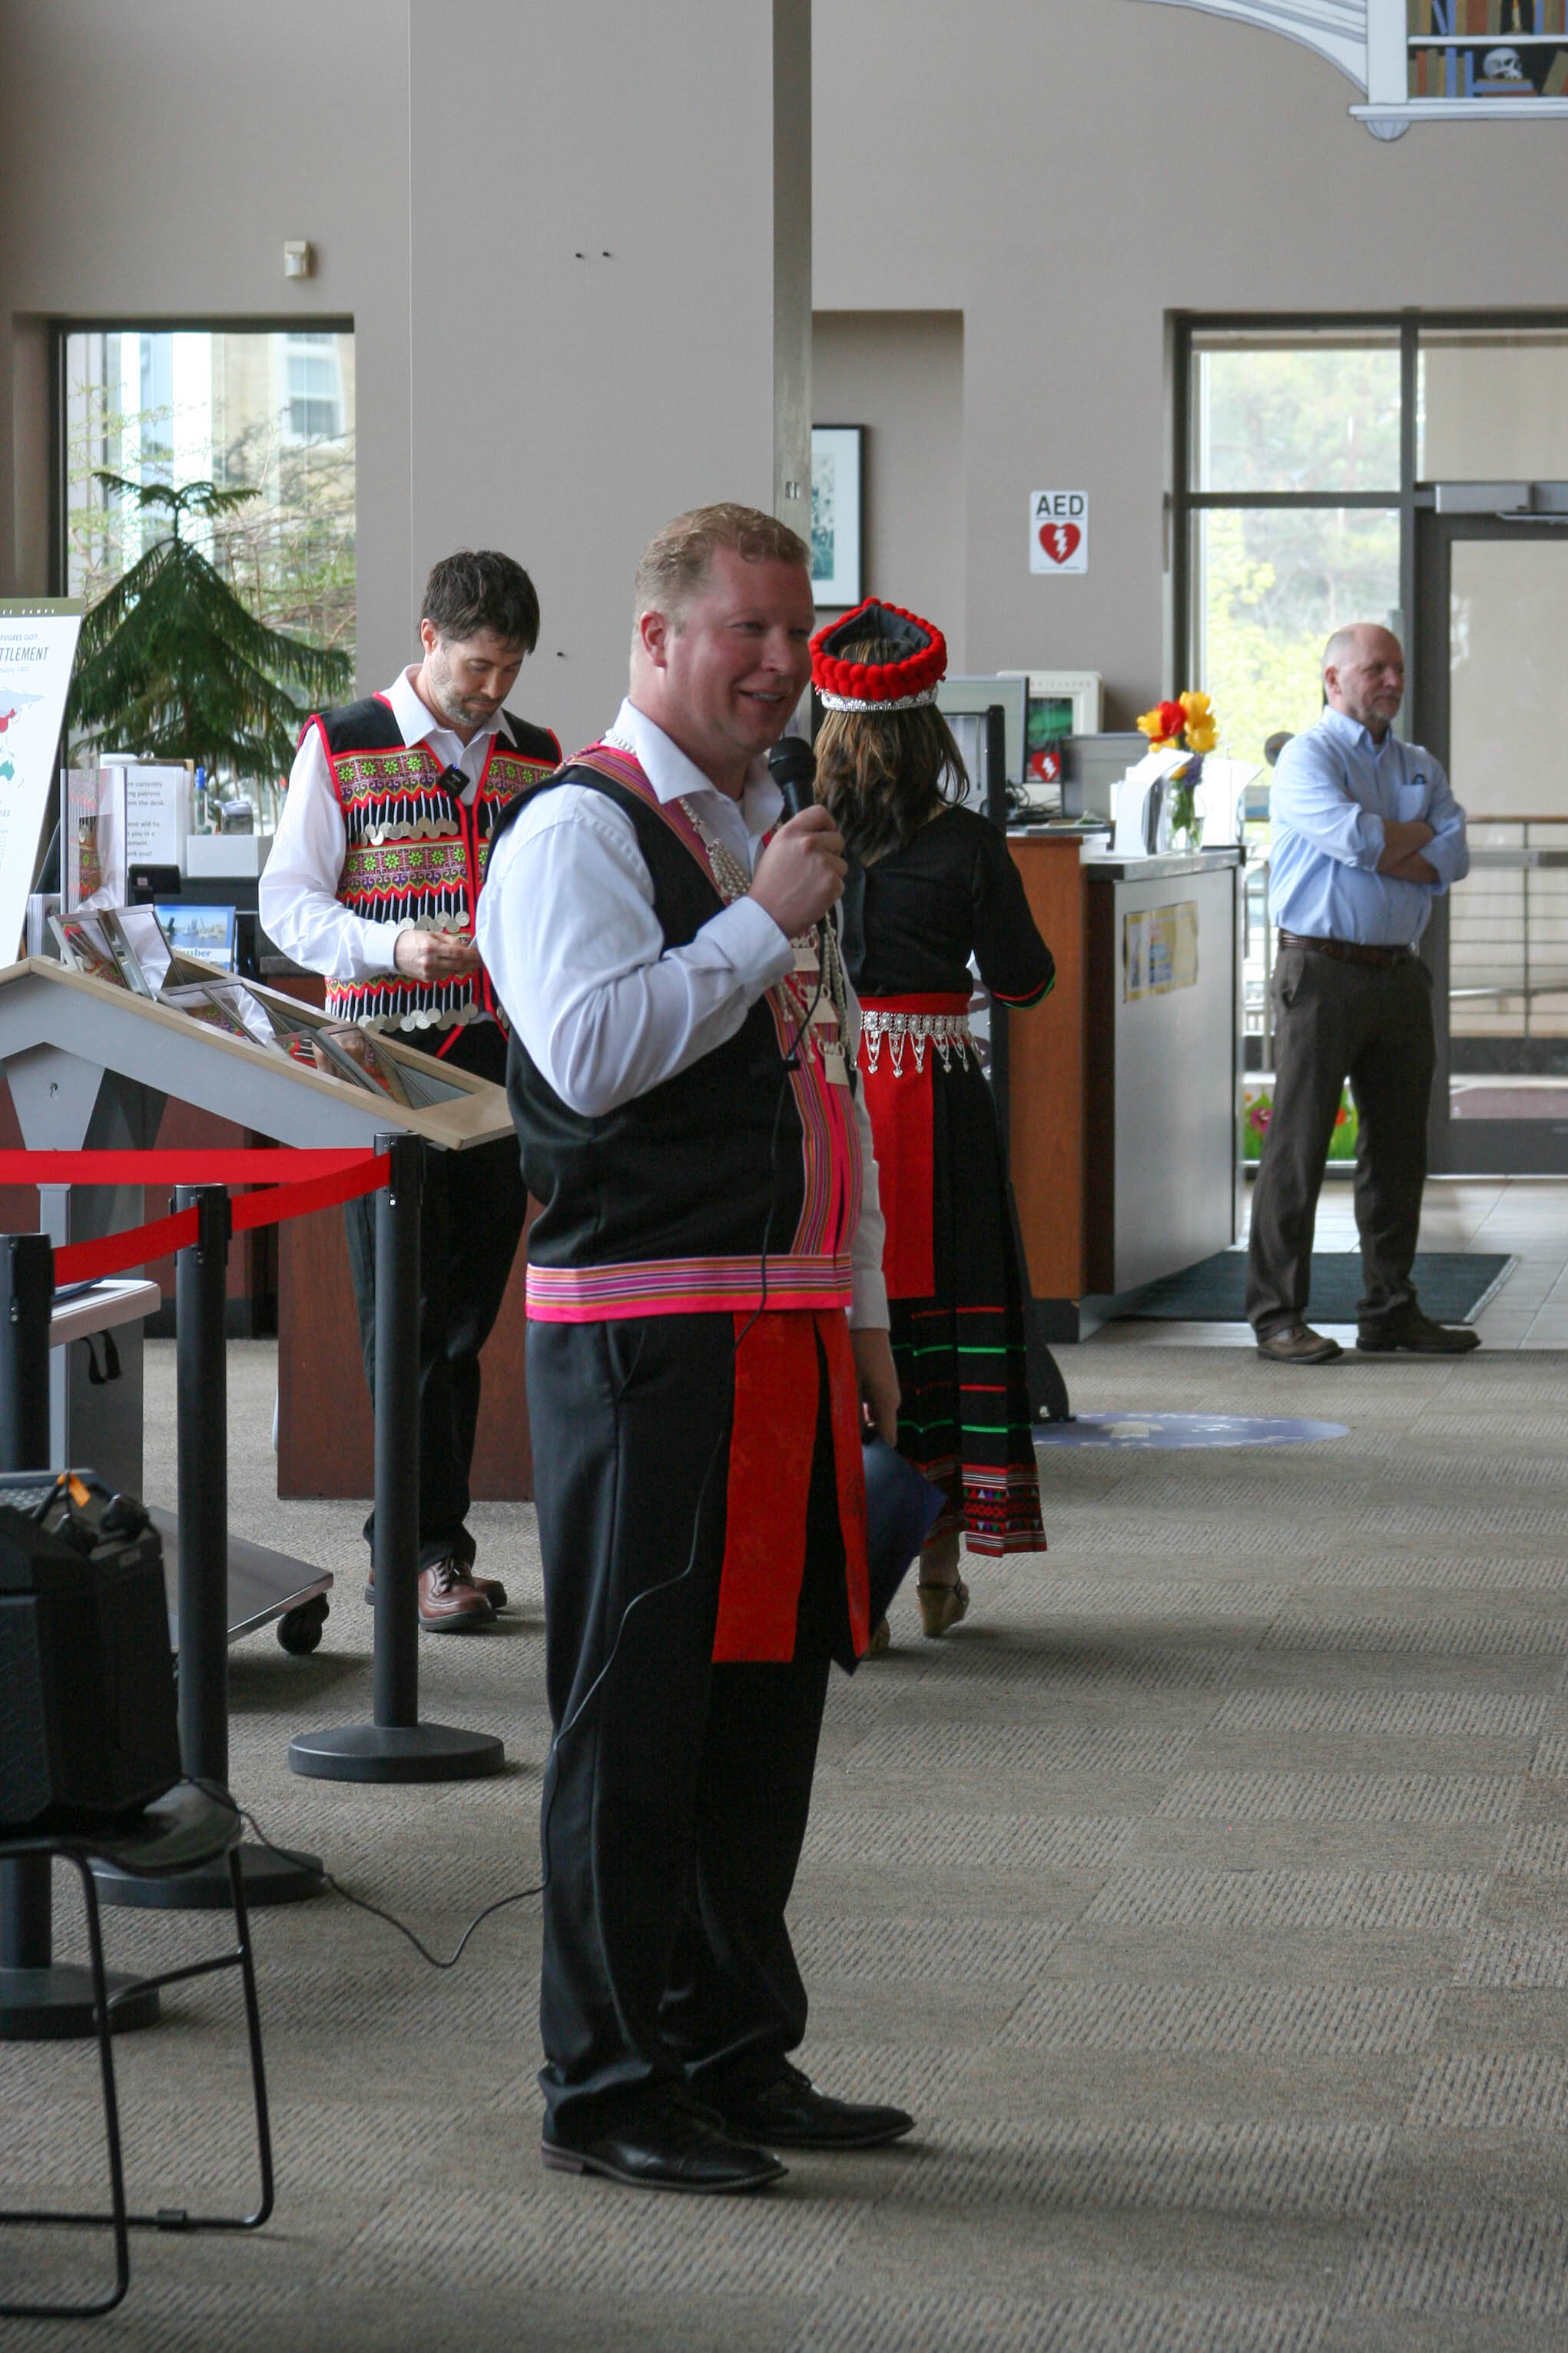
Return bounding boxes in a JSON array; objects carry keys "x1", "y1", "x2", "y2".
[
  {"x1": 678, "y1": 795, "x2": 852, "y2": 1050},
  {"x1": 861, "y1": 1008, "x2": 973, "y2": 1077}
]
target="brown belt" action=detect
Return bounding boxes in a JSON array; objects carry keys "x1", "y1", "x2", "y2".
[{"x1": 1277, "y1": 931, "x2": 1416, "y2": 971}]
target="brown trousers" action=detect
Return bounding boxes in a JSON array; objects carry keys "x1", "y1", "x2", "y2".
[{"x1": 1245, "y1": 943, "x2": 1435, "y2": 1339}]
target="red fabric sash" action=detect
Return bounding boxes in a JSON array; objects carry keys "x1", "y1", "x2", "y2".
[
  {"x1": 712, "y1": 1308, "x2": 870, "y2": 1663},
  {"x1": 857, "y1": 992, "x2": 970, "y2": 1301}
]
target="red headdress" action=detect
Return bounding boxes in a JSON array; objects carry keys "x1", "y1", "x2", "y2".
[{"x1": 810, "y1": 598, "x2": 947, "y2": 712}]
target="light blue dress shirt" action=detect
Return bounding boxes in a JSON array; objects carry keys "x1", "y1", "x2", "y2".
[{"x1": 1267, "y1": 704, "x2": 1469, "y2": 948}]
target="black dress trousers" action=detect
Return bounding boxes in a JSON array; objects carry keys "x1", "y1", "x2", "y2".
[
  {"x1": 526, "y1": 1309, "x2": 847, "y2": 2146},
  {"x1": 1245, "y1": 944, "x2": 1436, "y2": 1339},
  {"x1": 343, "y1": 1019, "x2": 529, "y2": 1568}
]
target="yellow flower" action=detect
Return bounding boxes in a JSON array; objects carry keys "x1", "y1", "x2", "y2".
[{"x1": 1178, "y1": 690, "x2": 1218, "y2": 754}]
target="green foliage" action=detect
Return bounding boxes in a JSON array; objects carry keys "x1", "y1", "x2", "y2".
[
  {"x1": 1199, "y1": 344, "x2": 1401, "y2": 496},
  {"x1": 1198, "y1": 345, "x2": 1403, "y2": 765},
  {"x1": 67, "y1": 472, "x2": 351, "y2": 778}
]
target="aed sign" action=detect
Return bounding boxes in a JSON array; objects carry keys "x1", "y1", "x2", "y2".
[{"x1": 1030, "y1": 490, "x2": 1089, "y2": 575}]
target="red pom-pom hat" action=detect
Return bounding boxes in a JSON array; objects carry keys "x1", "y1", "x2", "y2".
[{"x1": 810, "y1": 598, "x2": 947, "y2": 712}]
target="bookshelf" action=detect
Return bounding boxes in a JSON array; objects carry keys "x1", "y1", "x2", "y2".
[
  {"x1": 1135, "y1": 0, "x2": 1568, "y2": 131},
  {"x1": 1410, "y1": 0, "x2": 1568, "y2": 98}
]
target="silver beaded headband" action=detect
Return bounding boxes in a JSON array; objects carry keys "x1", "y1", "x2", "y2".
[{"x1": 817, "y1": 685, "x2": 940, "y2": 713}]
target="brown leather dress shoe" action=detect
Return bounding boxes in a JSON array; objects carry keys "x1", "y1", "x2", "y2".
[
  {"x1": 416, "y1": 1558, "x2": 494, "y2": 1631},
  {"x1": 1255, "y1": 1323, "x2": 1343, "y2": 1365},
  {"x1": 364, "y1": 1560, "x2": 507, "y2": 1614}
]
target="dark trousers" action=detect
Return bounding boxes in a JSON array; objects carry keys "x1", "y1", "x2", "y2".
[
  {"x1": 526, "y1": 1310, "x2": 846, "y2": 2143},
  {"x1": 343, "y1": 1021, "x2": 529, "y2": 1567},
  {"x1": 1246, "y1": 942, "x2": 1436, "y2": 1339}
]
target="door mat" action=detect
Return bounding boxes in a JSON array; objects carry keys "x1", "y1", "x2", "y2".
[{"x1": 1122, "y1": 1250, "x2": 1515, "y2": 1326}]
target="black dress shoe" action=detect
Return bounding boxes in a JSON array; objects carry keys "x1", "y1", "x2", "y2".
[
  {"x1": 712, "y1": 2059, "x2": 913, "y2": 2150},
  {"x1": 1357, "y1": 1312, "x2": 1480, "y2": 1355},
  {"x1": 540, "y1": 2090, "x2": 785, "y2": 2195}
]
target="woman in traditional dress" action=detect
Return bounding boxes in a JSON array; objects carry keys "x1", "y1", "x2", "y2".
[{"x1": 812, "y1": 601, "x2": 1054, "y2": 1642}]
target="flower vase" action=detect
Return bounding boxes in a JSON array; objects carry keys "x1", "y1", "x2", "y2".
[{"x1": 1169, "y1": 756, "x2": 1204, "y2": 853}]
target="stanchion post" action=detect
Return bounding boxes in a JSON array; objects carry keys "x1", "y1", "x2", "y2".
[
  {"x1": 100, "y1": 1188, "x2": 323, "y2": 1910},
  {"x1": 373, "y1": 1133, "x2": 422, "y2": 1730},
  {"x1": 0, "y1": 1231, "x2": 158, "y2": 2035},
  {"x1": 177, "y1": 1185, "x2": 230, "y2": 1785},
  {"x1": 287, "y1": 1133, "x2": 504, "y2": 1784}
]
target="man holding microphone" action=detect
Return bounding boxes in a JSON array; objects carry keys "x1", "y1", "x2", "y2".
[{"x1": 479, "y1": 503, "x2": 912, "y2": 2194}]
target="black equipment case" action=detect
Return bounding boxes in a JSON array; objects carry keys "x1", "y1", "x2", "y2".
[{"x1": 0, "y1": 1472, "x2": 180, "y2": 1834}]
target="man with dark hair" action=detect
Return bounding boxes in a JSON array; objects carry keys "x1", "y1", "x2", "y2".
[
  {"x1": 479, "y1": 504, "x2": 911, "y2": 2194},
  {"x1": 262, "y1": 549, "x2": 559, "y2": 1626}
]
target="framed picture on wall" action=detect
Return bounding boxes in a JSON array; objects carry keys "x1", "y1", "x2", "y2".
[{"x1": 811, "y1": 425, "x2": 864, "y2": 608}]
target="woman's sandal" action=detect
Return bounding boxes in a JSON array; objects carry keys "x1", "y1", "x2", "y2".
[{"x1": 917, "y1": 1577, "x2": 970, "y2": 1639}]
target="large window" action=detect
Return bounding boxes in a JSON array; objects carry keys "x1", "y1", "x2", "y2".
[
  {"x1": 1182, "y1": 328, "x2": 1403, "y2": 763},
  {"x1": 61, "y1": 325, "x2": 356, "y2": 668},
  {"x1": 1177, "y1": 315, "x2": 1568, "y2": 762},
  {"x1": 1178, "y1": 314, "x2": 1568, "y2": 1094}
]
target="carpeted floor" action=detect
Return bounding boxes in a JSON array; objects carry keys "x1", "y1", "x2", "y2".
[{"x1": 8, "y1": 1334, "x2": 1568, "y2": 2349}]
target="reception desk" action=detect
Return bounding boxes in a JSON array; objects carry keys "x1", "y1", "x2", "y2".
[{"x1": 1006, "y1": 835, "x2": 1244, "y2": 1342}]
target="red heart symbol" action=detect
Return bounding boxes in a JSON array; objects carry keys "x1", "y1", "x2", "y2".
[{"x1": 1037, "y1": 521, "x2": 1082, "y2": 565}]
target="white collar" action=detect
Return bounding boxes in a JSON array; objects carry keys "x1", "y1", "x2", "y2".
[
  {"x1": 385, "y1": 665, "x2": 505, "y2": 755},
  {"x1": 1321, "y1": 702, "x2": 1393, "y2": 756},
  {"x1": 608, "y1": 698, "x2": 782, "y2": 830}
]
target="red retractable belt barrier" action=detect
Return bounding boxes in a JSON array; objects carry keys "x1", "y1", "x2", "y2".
[{"x1": 0, "y1": 1148, "x2": 392, "y2": 1286}]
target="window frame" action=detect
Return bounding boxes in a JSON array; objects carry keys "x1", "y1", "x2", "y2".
[
  {"x1": 50, "y1": 314, "x2": 354, "y2": 598},
  {"x1": 1169, "y1": 308, "x2": 1568, "y2": 719}
]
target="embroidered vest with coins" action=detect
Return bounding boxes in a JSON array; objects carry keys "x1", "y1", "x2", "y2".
[{"x1": 309, "y1": 693, "x2": 559, "y2": 1033}]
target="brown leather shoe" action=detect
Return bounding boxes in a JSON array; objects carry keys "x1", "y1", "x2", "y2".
[
  {"x1": 1255, "y1": 1323, "x2": 1343, "y2": 1365},
  {"x1": 416, "y1": 1558, "x2": 494, "y2": 1631},
  {"x1": 365, "y1": 1560, "x2": 508, "y2": 1613}
]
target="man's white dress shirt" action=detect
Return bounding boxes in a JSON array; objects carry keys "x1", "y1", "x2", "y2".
[
  {"x1": 478, "y1": 699, "x2": 888, "y2": 1329},
  {"x1": 260, "y1": 666, "x2": 504, "y2": 983}
]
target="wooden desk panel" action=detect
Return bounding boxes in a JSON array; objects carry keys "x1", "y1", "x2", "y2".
[
  {"x1": 277, "y1": 1196, "x2": 535, "y2": 1501},
  {"x1": 1006, "y1": 838, "x2": 1088, "y2": 1302}
]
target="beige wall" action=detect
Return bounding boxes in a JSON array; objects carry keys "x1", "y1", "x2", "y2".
[
  {"x1": 813, "y1": 0, "x2": 1568, "y2": 725},
  {"x1": 812, "y1": 311, "x2": 966, "y2": 662},
  {"x1": 0, "y1": 0, "x2": 811, "y2": 753},
  {"x1": 9, "y1": 0, "x2": 1568, "y2": 748}
]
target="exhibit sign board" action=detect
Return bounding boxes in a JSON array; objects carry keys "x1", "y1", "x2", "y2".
[{"x1": 0, "y1": 599, "x2": 82, "y2": 957}]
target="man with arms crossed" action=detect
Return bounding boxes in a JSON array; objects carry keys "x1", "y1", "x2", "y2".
[
  {"x1": 1248, "y1": 622, "x2": 1477, "y2": 1363},
  {"x1": 262, "y1": 550, "x2": 559, "y2": 1625},
  {"x1": 479, "y1": 504, "x2": 912, "y2": 2193}
]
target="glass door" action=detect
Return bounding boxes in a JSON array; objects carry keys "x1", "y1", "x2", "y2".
[{"x1": 1414, "y1": 499, "x2": 1568, "y2": 1172}]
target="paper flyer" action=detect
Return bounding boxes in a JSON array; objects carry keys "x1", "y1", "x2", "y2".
[
  {"x1": 0, "y1": 599, "x2": 83, "y2": 958},
  {"x1": 1124, "y1": 900, "x2": 1200, "y2": 1002}
]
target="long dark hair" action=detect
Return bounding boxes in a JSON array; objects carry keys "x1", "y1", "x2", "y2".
[{"x1": 814, "y1": 636, "x2": 968, "y2": 864}]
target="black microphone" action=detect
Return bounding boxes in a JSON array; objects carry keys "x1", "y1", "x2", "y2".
[{"x1": 767, "y1": 735, "x2": 817, "y2": 821}]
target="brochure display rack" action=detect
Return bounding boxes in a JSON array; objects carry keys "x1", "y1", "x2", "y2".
[{"x1": 0, "y1": 954, "x2": 512, "y2": 1777}]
